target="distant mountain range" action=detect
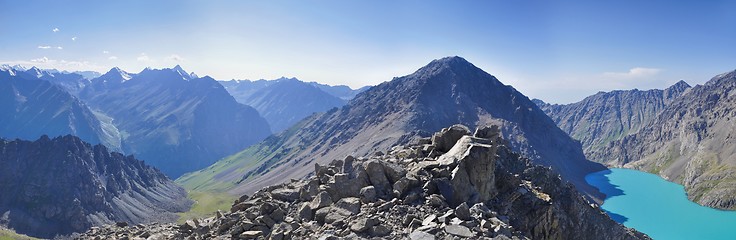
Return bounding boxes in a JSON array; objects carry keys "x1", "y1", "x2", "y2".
[
  {"x1": 0, "y1": 135, "x2": 190, "y2": 238},
  {"x1": 537, "y1": 70, "x2": 736, "y2": 210},
  {"x1": 220, "y1": 77, "x2": 366, "y2": 133},
  {"x1": 80, "y1": 66, "x2": 272, "y2": 178},
  {"x1": 179, "y1": 57, "x2": 606, "y2": 204},
  {"x1": 0, "y1": 67, "x2": 115, "y2": 150},
  {"x1": 534, "y1": 80, "x2": 691, "y2": 162}
]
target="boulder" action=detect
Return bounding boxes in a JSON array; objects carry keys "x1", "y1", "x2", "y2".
[
  {"x1": 359, "y1": 186, "x2": 377, "y2": 203},
  {"x1": 334, "y1": 197, "x2": 361, "y2": 214},
  {"x1": 364, "y1": 160, "x2": 392, "y2": 198},
  {"x1": 431, "y1": 125, "x2": 470, "y2": 152},
  {"x1": 445, "y1": 224, "x2": 474, "y2": 238},
  {"x1": 349, "y1": 217, "x2": 379, "y2": 232},
  {"x1": 310, "y1": 191, "x2": 333, "y2": 210},
  {"x1": 455, "y1": 202, "x2": 471, "y2": 221},
  {"x1": 271, "y1": 188, "x2": 299, "y2": 202},
  {"x1": 409, "y1": 230, "x2": 435, "y2": 240},
  {"x1": 298, "y1": 203, "x2": 313, "y2": 221}
]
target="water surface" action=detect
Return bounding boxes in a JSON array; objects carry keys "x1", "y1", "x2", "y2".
[{"x1": 586, "y1": 168, "x2": 736, "y2": 240}]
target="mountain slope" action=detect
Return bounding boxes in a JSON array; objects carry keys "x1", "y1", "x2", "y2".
[
  {"x1": 0, "y1": 68, "x2": 117, "y2": 150},
  {"x1": 535, "y1": 81, "x2": 691, "y2": 162},
  {"x1": 0, "y1": 135, "x2": 191, "y2": 238},
  {"x1": 80, "y1": 66, "x2": 271, "y2": 178},
  {"x1": 588, "y1": 69, "x2": 736, "y2": 209},
  {"x1": 221, "y1": 78, "x2": 346, "y2": 132},
  {"x1": 85, "y1": 125, "x2": 646, "y2": 240},
  {"x1": 179, "y1": 56, "x2": 606, "y2": 203}
]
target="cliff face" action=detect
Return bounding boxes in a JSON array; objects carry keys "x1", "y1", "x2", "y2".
[
  {"x1": 80, "y1": 125, "x2": 647, "y2": 240},
  {"x1": 0, "y1": 135, "x2": 191, "y2": 238},
  {"x1": 179, "y1": 57, "x2": 606, "y2": 203},
  {"x1": 535, "y1": 80, "x2": 691, "y2": 163},
  {"x1": 589, "y1": 70, "x2": 736, "y2": 209}
]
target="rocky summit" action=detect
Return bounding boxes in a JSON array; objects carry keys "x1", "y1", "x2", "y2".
[{"x1": 81, "y1": 125, "x2": 646, "y2": 240}]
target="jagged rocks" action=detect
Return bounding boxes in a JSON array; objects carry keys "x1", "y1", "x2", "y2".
[
  {"x1": 431, "y1": 124, "x2": 471, "y2": 153},
  {"x1": 78, "y1": 124, "x2": 648, "y2": 240}
]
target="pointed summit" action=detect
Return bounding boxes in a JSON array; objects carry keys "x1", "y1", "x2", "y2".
[
  {"x1": 172, "y1": 65, "x2": 192, "y2": 80},
  {"x1": 99, "y1": 67, "x2": 132, "y2": 82}
]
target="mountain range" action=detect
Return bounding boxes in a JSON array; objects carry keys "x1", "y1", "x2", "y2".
[
  {"x1": 80, "y1": 66, "x2": 272, "y2": 178},
  {"x1": 220, "y1": 77, "x2": 361, "y2": 133},
  {"x1": 178, "y1": 56, "x2": 607, "y2": 205},
  {"x1": 0, "y1": 67, "x2": 114, "y2": 150},
  {"x1": 0, "y1": 135, "x2": 191, "y2": 238},
  {"x1": 537, "y1": 70, "x2": 736, "y2": 210}
]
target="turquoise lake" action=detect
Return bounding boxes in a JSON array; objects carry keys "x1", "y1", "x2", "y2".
[{"x1": 585, "y1": 168, "x2": 736, "y2": 240}]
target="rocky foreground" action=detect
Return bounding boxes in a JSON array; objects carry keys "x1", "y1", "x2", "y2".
[{"x1": 79, "y1": 125, "x2": 647, "y2": 240}]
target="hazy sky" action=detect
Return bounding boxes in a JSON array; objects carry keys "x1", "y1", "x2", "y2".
[{"x1": 1, "y1": 0, "x2": 734, "y2": 103}]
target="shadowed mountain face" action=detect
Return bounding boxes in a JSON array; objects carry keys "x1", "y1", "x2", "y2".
[
  {"x1": 0, "y1": 135, "x2": 191, "y2": 238},
  {"x1": 308, "y1": 81, "x2": 371, "y2": 100},
  {"x1": 535, "y1": 81, "x2": 691, "y2": 162},
  {"x1": 0, "y1": 68, "x2": 116, "y2": 150},
  {"x1": 179, "y1": 56, "x2": 606, "y2": 202},
  {"x1": 221, "y1": 78, "x2": 347, "y2": 133},
  {"x1": 80, "y1": 66, "x2": 271, "y2": 178}
]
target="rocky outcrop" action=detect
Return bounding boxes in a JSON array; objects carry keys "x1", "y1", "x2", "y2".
[
  {"x1": 0, "y1": 135, "x2": 192, "y2": 238},
  {"x1": 179, "y1": 56, "x2": 606, "y2": 204},
  {"x1": 82, "y1": 125, "x2": 646, "y2": 240},
  {"x1": 534, "y1": 80, "x2": 691, "y2": 163}
]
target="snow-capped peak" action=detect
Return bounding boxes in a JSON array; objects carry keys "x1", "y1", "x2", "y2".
[{"x1": 0, "y1": 64, "x2": 17, "y2": 76}]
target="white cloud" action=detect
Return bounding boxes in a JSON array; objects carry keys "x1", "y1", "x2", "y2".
[
  {"x1": 102, "y1": 50, "x2": 110, "y2": 54},
  {"x1": 167, "y1": 54, "x2": 184, "y2": 62},
  {"x1": 603, "y1": 67, "x2": 662, "y2": 79},
  {"x1": 52, "y1": 28, "x2": 59, "y2": 33},
  {"x1": 71, "y1": 37, "x2": 77, "y2": 41},
  {"x1": 30, "y1": 57, "x2": 49, "y2": 63},
  {"x1": 56, "y1": 46, "x2": 63, "y2": 50},
  {"x1": 38, "y1": 45, "x2": 51, "y2": 49},
  {"x1": 108, "y1": 56, "x2": 118, "y2": 60},
  {"x1": 137, "y1": 53, "x2": 152, "y2": 62}
]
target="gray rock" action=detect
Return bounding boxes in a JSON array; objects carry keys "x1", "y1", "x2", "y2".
[
  {"x1": 359, "y1": 186, "x2": 377, "y2": 203},
  {"x1": 271, "y1": 188, "x2": 299, "y2": 202},
  {"x1": 369, "y1": 225, "x2": 391, "y2": 237},
  {"x1": 455, "y1": 202, "x2": 471, "y2": 221},
  {"x1": 334, "y1": 197, "x2": 361, "y2": 214},
  {"x1": 364, "y1": 160, "x2": 391, "y2": 197},
  {"x1": 349, "y1": 217, "x2": 378, "y2": 232},
  {"x1": 426, "y1": 194, "x2": 447, "y2": 208},
  {"x1": 445, "y1": 224, "x2": 474, "y2": 238},
  {"x1": 324, "y1": 207, "x2": 352, "y2": 224},
  {"x1": 431, "y1": 125, "x2": 470, "y2": 152},
  {"x1": 315, "y1": 207, "x2": 331, "y2": 223},
  {"x1": 240, "y1": 230, "x2": 263, "y2": 238},
  {"x1": 409, "y1": 230, "x2": 435, "y2": 240},
  {"x1": 422, "y1": 214, "x2": 437, "y2": 226},
  {"x1": 298, "y1": 203, "x2": 313, "y2": 221},
  {"x1": 474, "y1": 125, "x2": 501, "y2": 139},
  {"x1": 310, "y1": 191, "x2": 333, "y2": 209}
]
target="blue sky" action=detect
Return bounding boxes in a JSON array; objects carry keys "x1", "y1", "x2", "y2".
[{"x1": 1, "y1": 0, "x2": 734, "y2": 103}]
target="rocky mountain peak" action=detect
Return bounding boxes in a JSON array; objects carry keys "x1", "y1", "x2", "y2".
[
  {"x1": 706, "y1": 68, "x2": 736, "y2": 87},
  {"x1": 100, "y1": 67, "x2": 132, "y2": 82}
]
